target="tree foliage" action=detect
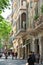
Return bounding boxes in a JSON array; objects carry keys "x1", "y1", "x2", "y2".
[
  {"x1": 0, "y1": 0, "x2": 12, "y2": 47},
  {"x1": 0, "y1": 43, "x2": 3, "y2": 49},
  {"x1": 0, "y1": 0, "x2": 10, "y2": 13},
  {"x1": 34, "y1": 14, "x2": 39, "y2": 20},
  {"x1": 0, "y1": 0, "x2": 11, "y2": 39},
  {"x1": 0, "y1": 15, "x2": 12, "y2": 40}
]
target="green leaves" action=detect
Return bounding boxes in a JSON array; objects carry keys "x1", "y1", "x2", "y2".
[
  {"x1": 0, "y1": 0, "x2": 11, "y2": 47},
  {"x1": 0, "y1": 43, "x2": 3, "y2": 48},
  {"x1": 0, "y1": 10, "x2": 2, "y2": 14},
  {"x1": 0, "y1": 15, "x2": 12, "y2": 40},
  {"x1": 34, "y1": 14, "x2": 39, "y2": 20},
  {"x1": 0, "y1": 0, "x2": 10, "y2": 12}
]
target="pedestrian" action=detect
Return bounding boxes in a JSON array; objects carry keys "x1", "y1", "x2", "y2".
[
  {"x1": 11, "y1": 50, "x2": 14, "y2": 60},
  {"x1": 27, "y1": 52, "x2": 35, "y2": 65},
  {"x1": 15, "y1": 52, "x2": 18, "y2": 59},
  {"x1": 4, "y1": 50, "x2": 8, "y2": 59},
  {"x1": 35, "y1": 53, "x2": 40, "y2": 64},
  {"x1": 8, "y1": 50, "x2": 10, "y2": 56},
  {"x1": 32, "y1": 52, "x2": 36, "y2": 63},
  {"x1": 40, "y1": 56, "x2": 43, "y2": 64}
]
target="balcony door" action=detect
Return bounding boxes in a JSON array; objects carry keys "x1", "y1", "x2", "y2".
[
  {"x1": 34, "y1": 39, "x2": 39, "y2": 54},
  {"x1": 21, "y1": 13, "x2": 26, "y2": 29},
  {"x1": 21, "y1": 0, "x2": 26, "y2": 6}
]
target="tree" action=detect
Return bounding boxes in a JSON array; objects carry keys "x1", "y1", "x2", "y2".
[
  {"x1": 0, "y1": 0, "x2": 10, "y2": 13},
  {"x1": 0, "y1": 43, "x2": 3, "y2": 49},
  {"x1": 0, "y1": 0, "x2": 11, "y2": 40},
  {"x1": 0, "y1": 15, "x2": 12, "y2": 48},
  {"x1": 0, "y1": 16, "x2": 12, "y2": 38},
  {"x1": 0, "y1": 0, "x2": 12, "y2": 49}
]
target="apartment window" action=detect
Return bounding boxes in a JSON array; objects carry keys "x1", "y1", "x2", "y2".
[
  {"x1": 30, "y1": 1, "x2": 33, "y2": 8},
  {"x1": 18, "y1": 0, "x2": 20, "y2": 8},
  {"x1": 23, "y1": 39, "x2": 25, "y2": 45},
  {"x1": 16, "y1": 21, "x2": 19, "y2": 33},
  {"x1": 35, "y1": 4, "x2": 38, "y2": 15},
  {"x1": 17, "y1": 21, "x2": 19, "y2": 31},
  {"x1": 21, "y1": 13, "x2": 26, "y2": 29},
  {"x1": 21, "y1": 0, "x2": 26, "y2": 6},
  {"x1": 23, "y1": 1, "x2": 26, "y2": 7},
  {"x1": 13, "y1": 21, "x2": 16, "y2": 26},
  {"x1": 23, "y1": 21, "x2": 26, "y2": 29},
  {"x1": 16, "y1": 23, "x2": 17, "y2": 33},
  {"x1": 19, "y1": 17, "x2": 20, "y2": 29}
]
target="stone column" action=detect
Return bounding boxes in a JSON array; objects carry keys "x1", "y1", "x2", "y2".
[
  {"x1": 31, "y1": 38, "x2": 35, "y2": 52},
  {"x1": 39, "y1": 37, "x2": 43, "y2": 63},
  {"x1": 19, "y1": 47, "x2": 22, "y2": 59},
  {"x1": 20, "y1": 0, "x2": 21, "y2": 7},
  {"x1": 21, "y1": 47, "x2": 23, "y2": 59},
  {"x1": 17, "y1": 39, "x2": 21, "y2": 59},
  {"x1": 25, "y1": 45, "x2": 28, "y2": 59},
  {"x1": 25, "y1": 45, "x2": 27, "y2": 59},
  {"x1": 18, "y1": 47, "x2": 20, "y2": 59},
  {"x1": 28, "y1": 45, "x2": 30, "y2": 55},
  {"x1": 39, "y1": 37, "x2": 42, "y2": 56},
  {"x1": 39, "y1": 37, "x2": 43, "y2": 60},
  {"x1": 22, "y1": 47, "x2": 25, "y2": 59},
  {"x1": 20, "y1": 14, "x2": 21, "y2": 29}
]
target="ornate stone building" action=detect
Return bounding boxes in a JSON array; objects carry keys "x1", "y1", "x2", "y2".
[{"x1": 12, "y1": 0, "x2": 43, "y2": 59}]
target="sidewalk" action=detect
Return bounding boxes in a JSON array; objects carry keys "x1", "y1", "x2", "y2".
[{"x1": 35, "y1": 62, "x2": 43, "y2": 65}]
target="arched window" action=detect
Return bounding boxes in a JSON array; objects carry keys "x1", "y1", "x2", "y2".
[
  {"x1": 21, "y1": 13, "x2": 26, "y2": 21},
  {"x1": 21, "y1": 0, "x2": 26, "y2": 6},
  {"x1": 21, "y1": 13, "x2": 26, "y2": 29}
]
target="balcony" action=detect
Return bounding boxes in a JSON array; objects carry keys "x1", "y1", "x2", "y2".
[
  {"x1": 33, "y1": 15, "x2": 43, "y2": 33},
  {"x1": 15, "y1": 21, "x2": 26, "y2": 38},
  {"x1": 13, "y1": 12, "x2": 26, "y2": 38},
  {"x1": 26, "y1": 15, "x2": 43, "y2": 36},
  {"x1": 19, "y1": 5, "x2": 26, "y2": 10},
  {"x1": 33, "y1": 0, "x2": 39, "y2": 2},
  {"x1": 19, "y1": 1, "x2": 26, "y2": 10}
]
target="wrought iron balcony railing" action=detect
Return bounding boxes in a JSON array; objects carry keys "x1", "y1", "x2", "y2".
[
  {"x1": 33, "y1": 15, "x2": 43, "y2": 28},
  {"x1": 19, "y1": 5, "x2": 26, "y2": 10},
  {"x1": 16, "y1": 21, "x2": 26, "y2": 33}
]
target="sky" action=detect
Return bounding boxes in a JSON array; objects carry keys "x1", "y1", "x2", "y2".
[
  {"x1": 1, "y1": 9, "x2": 12, "y2": 19},
  {"x1": 1, "y1": 1, "x2": 12, "y2": 19}
]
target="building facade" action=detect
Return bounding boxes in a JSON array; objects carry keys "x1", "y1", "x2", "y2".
[
  {"x1": 26, "y1": 0, "x2": 43, "y2": 59},
  {"x1": 12, "y1": 0, "x2": 43, "y2": 59},
  {"x1": 12, "y1": 0, "x2": 27, "y2": 59}
]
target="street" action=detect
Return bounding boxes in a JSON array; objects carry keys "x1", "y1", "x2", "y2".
[
  {"x1": 0, "y1": 56, "x2": 43, "y2": 65},
  {"x1": 0, "y1": 57, "x2": 26, "y2": 65}
]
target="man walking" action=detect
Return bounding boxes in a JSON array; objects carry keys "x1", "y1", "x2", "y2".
[{"x1": 27, "y1": 52, "x2": 36, "y2": 65}]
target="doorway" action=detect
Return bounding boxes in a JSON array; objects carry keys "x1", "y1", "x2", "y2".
[{"x1": 34, "y1": 39, "x2": 39, "y2": 54}]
